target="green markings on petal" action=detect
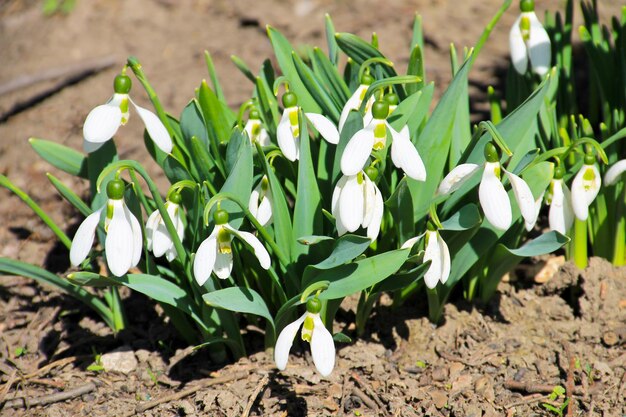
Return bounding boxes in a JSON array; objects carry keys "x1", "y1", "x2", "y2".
[
  {"x1": 302, "y1": 314, "x2": 315, "y2": 342},
  {"x1": 582, "y1": 166, "x2": 596, "y2": 183},
  {"x1": 217, "y1": 227, "x2": 232, "y2": 254}
]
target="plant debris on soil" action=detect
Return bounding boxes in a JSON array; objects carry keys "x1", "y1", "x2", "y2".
[{"x1": 1, "y1": 0, "x2": 625, "y2": 416}]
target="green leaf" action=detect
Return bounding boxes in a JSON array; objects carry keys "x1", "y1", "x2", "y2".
[
  {"x1": 204, "y1": 51, "x2": 226, "y2": 102},
  {"x1": 292, "y1": 52, "x2": 341, "y2": 121},
  {"x1": 335, "y1": 33, "x2": 400, "y2": 88},
  {"x1": 29, "y1": 138, "x2": 88, "y2": 178},
  {"x1": 203, "y1": 287, "x2": 274, "y2": 329},
  {"x1": 385, "y1": 177, "x2": 414, "y2": 244},
  {"x1": 441, "y1": 204, "x2": 481, "y2": 231},
  {"x1": 0, "y1": 258, "x2": 114, "y2": 329},
  {"x1": 267, "y1": 26, "x2": 321, "y2": 113},
  {"x1": 297, "y1": 235, "x2": 334, "y2": 245},
  {"x1": 46, "y1": 173, "x2": 91, "y2": 217},
  {"x1": 197, "y1": 80, "x2": 235, "y2": 145},
  {"x1": 231, "y1": 55, "x2": 256, "y2": 82},
  {"x1": 180, "y1": 100, "x2": 209, "y2": 147},
  {"x1": 407, "y1": 44, "x2": 425, "y2": 94},
  {"x1": 505, "y1": 231, "x2": 569, "y2": 257},
  {"x1": 332, "y1": 332, "x2": 352, "y2": 343},
  {"x1": 217, "y1": 131, "x2": 253, "y2": 229},
  {"x1": 304, "y1": 249, "x2": 410, "y2": 300},
  {"x1": 324, "y1": 14, "x2": 339, "y2": 65},
  {"x1": 311, "y1": 47, "x2": 349, "y2": 103},
  {"x1": 67, "y1": 271, "x2": 121, "y2": 287},
  {"x1": 120, "y1": 274, "x2": 208, "y2": 332},
  {"x1": 308, "y1": 234, "x2": 371, "y2": 270},
  {"x1": 292, "y1": 112, "x2": 322, "y2": 263}
]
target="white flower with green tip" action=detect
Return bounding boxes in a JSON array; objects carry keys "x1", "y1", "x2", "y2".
[
  {"x1": 193, "y1": 209, "x2": 271, "y2": 285},
  {"x1": 277, "y1": 92, "x2": 339, "y2": 161},
  {"x1": 145, "y1": 193, "x2": 184, "y2": 262},
  {"x1": 571, "y1": 157, "x2": 601, "y2": 221},
  {"x1": 69, "y1": 179, "x2": 142, "y2": 277},
  {"x1": 545, "y1": 166, "x2": 574, "y2": 234},
  {"x1": 338, "y1": 73, "x2": 376, "y2": 133},
  {"x1": 274, "y1": 298, "x2": 335, "y2": 377},
  {"x1": 244, "y1": 108, "x2": 271, "y2": 147},
  {"x1": 509, "y1": 0, "x2": 551, "y2": 76},
  {"x1": 402, "y1": 228, "x2": 450, "y2": 289},
  {"x1": 331, "y1": 168, "x2": 384, "y2": 240},
  {"x1": 249, "y1": 175, "x2": 273, "y2": 227},
  {"x1": 341, "y1": 99, "x2": 426, "y2": 181},
  {"x1": 83, "y1": 72, "x2": 173, "y2": 154},
  {"x1": 437, "y1": 143, "x2": 536, "y2": 231}
]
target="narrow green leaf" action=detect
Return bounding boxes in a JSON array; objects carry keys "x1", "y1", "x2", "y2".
[
  {"x1": 47, "y1": 173, "x2": 91, "y2": 217},
  {"x1": 67, "y1": 271, "x2": 120, "y2": 287},
  {"x1": 292, "y1": 52, "x2": 341, "y2": 121},
  {"x1": 324, "y1": 14, "x2": 339, "y2": 65},
  {"x1": 197, "y1": 80, "x2": 236, "y2": 145},
  {"x1": 217, "y1": 131, "x2": 253, "y2": 229},
  {"x1": 203, "y1": 287, "x2": 274, "y2": 329},
  {"x1": 29, "y1": 138, "x2": 88, "y2": 178},
  {"x1": 440, "y1": 204, "x2": 481, "y2": 231},
  {"x1": 231, "y1": 55, "x2": 256, "y2": 83},
  {"x1": 204, "y1": 51, "x2": 226, "y2": 101},
  {"x1": 505, "y1": 231, "x2": 569, "y2": 257},
  {"x1": 308, "y1": 234, "x2": 371, "y2": 270}
]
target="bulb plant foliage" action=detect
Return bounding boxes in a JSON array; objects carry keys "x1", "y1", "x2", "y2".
[{"x1": 15, "y1": 0, "x2": 626, "y2": 377}]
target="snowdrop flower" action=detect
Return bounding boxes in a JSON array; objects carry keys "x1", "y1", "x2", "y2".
[
  {"x1": 571, "y1": 154, "x2": 601, "y2": 221},
  {"x1": 604, "y1": 159, "x2": 626, "y2": 186},
  {"x1": 275, "y1": 298, "x2": 335, "y2": 377},
  {"x1": 69, "y1": 179, "x2": 142, "y2": 277},
  {"x1": 338, "y1": 73, "x2": 376, "y2": 132},
  {"x1": 145, "y1": 193, "x2": 185, "y2": 262},
  {"x1": 193, "y1": 209, "x2": 271, "y2": 285},
  {"x1": 545, "y1": 165, "x2": 574, "y2": 234},
  {"x1": 509, "y1": 0, "x2": 551, "y2": 76},
  {"x1": 331, "y1": 167, "x2": 384, "y2": 240},
  {"x1": 341, "y1": 99, "x2": 426, "y2": 181},
  {"x1": 83, "y1": 72, "x2": 173, "y2": 154},
  {"x1": 437, "y1": 143, "x2": 536, "y2": 231},
  {"x1": 277, "y1": 92, "x2": 339, "y2": 161},
  {"x1": 249, "y1": 175, "x2": 273, "y2": 227},
  {"x1": 244, "y1": 108, "x2": 270, "y2": 147},
  {"x1": 402, "y1": 226, "x2": 450, "y2": 289}
]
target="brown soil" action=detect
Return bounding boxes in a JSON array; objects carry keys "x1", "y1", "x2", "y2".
[{"x1": 0, "y1": 0, "x2": 624, "y2": 416}]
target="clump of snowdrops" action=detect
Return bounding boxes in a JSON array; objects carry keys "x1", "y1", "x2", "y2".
[{"x1": 13, "y1": 0, "x2": 624, "y2": 376}]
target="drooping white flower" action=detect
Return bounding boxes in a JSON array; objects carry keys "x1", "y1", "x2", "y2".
[
  {"x1": 437, "y1": 144, "x2": 536, "y2": 231},
  {"x1": 277, "y1": 92, "x2": 339, "y2": 161},
  {"x1": 509, "y1": 1, "x2": 551, "y2": 76},
  {"x1": 244, "y1": 109, "x2": 271, "y2": 147},
  {"x1": 83, "y1": 73, "x2": 173, "y2": 154},
  {"x1": 249, "y1": 175, "x2": 273, "y2": 227},
  {"x1": 402, "y1": 229, "x2": 451, "y2": 289},
  {"x1": 571, "y1": 161, "x2": 601, "y2": 221},
  {"x1": 331, "y1": 170, "x2": 384, "y2": 240},
  {"x1": 274, "y1": 298, "x2": 335, "y2": 377},
  {"x1": 146, "y1": 195, "x2": 185, "y2": 262},
  {"x1": 193, "y1": 210, "x2": 271, "y2": 285},
  {"x1": 341, "y1": 100, "x2": 426, "y2": 181},
  {"x1": 338, "y1": 75, "x2": 375, "y2": 132},
  {"x1": 544, "y1": 165, "x2": 574, "y2": 234},
  {"x1": 604, "y1": 159, "x2": 626, "y2": 186},
  {"x1": 69, "y1": 179, "x2": 142, "y2": 277}
]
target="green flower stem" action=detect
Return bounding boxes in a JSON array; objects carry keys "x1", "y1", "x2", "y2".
[
  {"x1": 355, "y1": 291, "x2": 377, "y2": 337},
  {"x1": 129, "y1": 170, "x2": 153, "y2": 214},
  {"x1": 612, "y1": 186, "x2": 626, "y2": 266},
  {"x1": 426, "y1": 286, "x2": 442, "y2": 324},
  {"x1": 470, "y1": 0, "x2": 512, "y2": 66},
  {"x1": 0, "y1": 175, "x2": 72, "y2": 250},
  {"x1": 573, "y1": 218, "x2": 588, "y2": 269},
  {"x1": 107, "y1": 286, "x2": 126, "y2": 332}
]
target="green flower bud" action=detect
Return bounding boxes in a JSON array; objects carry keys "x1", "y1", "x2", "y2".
[
  {"x1": 360, "y1": 73, "x2": 374, "y2": 85},
  {"x1": 282, "y1": 92, "x2": 298, "y2": 108},
  {"x1": 365, "y1": 166, "x2": 379, "y2": 181},
  {"x1": 371, "y1": 100, "x2": 389, "y2": 120},
  {"x1": 384, "y1": 93, "x2": 399, "y2": 106},
  {"x1": 113, "y1": 74, "x2": 132, "y2": 94},
  {"x1": 106, "y1": 179, "x2": 125, "y2": 200},
  {"x1": 249, "y1": 108, "x2": 260, "y2": 120},
  {"x1": 484, "y1": 142, "x2": 499, "y2": 163},
  {"x1": 520, "y1": 0, "x2": 534, "y2": 12},
  {"x1": 213, "y1": 209, "x2": 229, "y2": 225},
  {"x1": 306, "y1": 297, "x2": 322, "y2": 314},
  {"x1": 553, "y1": 165, "x2": 565, "y2": 180},
  {"x1": 584, "y1": 153, "x2": 596, "y2": 165},
  {"x1": 168, "y1": 192, "x2": 182, "y2": 205}
]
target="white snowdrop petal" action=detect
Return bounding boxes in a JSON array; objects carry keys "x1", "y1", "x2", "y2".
[
  {"x1": 438, "y1": 233, "x2": 451, "y2": 285},
  {"x1": 165, "y1": 246, "x2": 177, "y2": 262},
  {"x1": 125, "y1": 204, "x2": 143, "y2": 267},
  {"x1": 277, "y1": 110, "x2": 298, "y2": 161},
  {"x1": 259, "y1": 128, "x2": 271, "y2": 147},
  {"x1": 604, "y1": 159, "x2": 626, "y2": 186},
  {"x1": 152, "y1": 209, "x2": 174, "y2": 258},
  {"x1": 274, "y1": 314, "x2": 306, "y2": 371},
  {"x1": 437, "y1": 163, "x2": 480, "y2": 195},
  {"x1": 83, "y1": 103, "x2": 123, "y2": 144},
  {"x1": 132, "y1": 101, "x2": 173, "y2": 154},
  {"x1": 105, "y1": 201, "x2": 134, "y2": 277},
  {"x1": 509, "y1": 15, "x2": 528, "y2": 75},
  {"x1": 366, "y1": 185, "x2": 384, "y2": 241},
  {"x1": 145, "y1": 210, "x2": 161, "y2": 251},
  {"x1": 256, "y1": 193, "x2": 273, "y2": 226},
  {"x1": 248, "y1": 186, "x2": 261, "y2": 219},
  {"x1": 311, "y1": 315, "x2": 336, "y2": 377},
  {"x1": 213, "y1": 250, "x2": 234, "y2": 279},
  {"x1": 193, "y1": 233, "x2": 217, "y2": 286},
  {"x1": 339, "y1": 85, "x2": 367, "y2": 132},
  {"x1": 306, "y1": 113, "x2": 339, "y2": 145},
  {"x1": 389, "y1": 125, "x2": 426, "y2": 181},
  {"x1": 361, "y1": 176, "x2": 376, "y2": 228},
  {"x1": 479, "y1": 163, "x2": 512, "y2": 230},
  {"x1": 423, "y1": 231, "x2": 442, "y2": 289},
  {"x1": 527, "y1": 12, "x2": 551, "y2": 76},
  {"x1": 331, "y1": 176, "x2": 348, "y2": 218},
  {"x1": 571, "y1": 165, "x2": 601, "y2": 221},
  {"x1": 401, "y1": 236, "x2": 420, "y2": 249},
  {"x1": 235, "y1": 230, "x2": 271, "y2": 270},
  {"x1": 83, "y1": 139, "x2": 107, "y2": 153},
  {"x1": 338, "y1": 176, "x2": 364, "y2": 233},
  {"x1": 505, "y1": 170, "x2": 537, "y2": 229},
  {"x1": 70, "y1": 208, "x2": 103, "y2": 266},
  {"x1": 549, "y1": 180, "x2": 574, "y2": 234},
  {"x1": 340, "y1": 126, "x2": 375, "y2": 176}
]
